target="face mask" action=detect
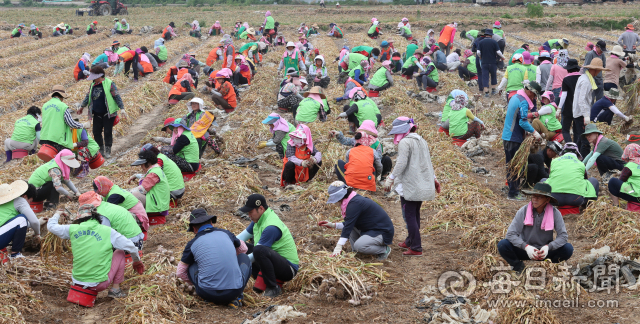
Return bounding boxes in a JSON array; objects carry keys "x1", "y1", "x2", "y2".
[
  {"x1": 37, "y1": 114, "x2": 42, "y2": 122},
  {"x1": 292, "y1": 137, "x2": 305, "y2": 146}
]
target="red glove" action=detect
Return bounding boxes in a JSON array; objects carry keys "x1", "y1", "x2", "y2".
[{"x1": 133, "y1": 261, "x2": 145, "y2": 275}]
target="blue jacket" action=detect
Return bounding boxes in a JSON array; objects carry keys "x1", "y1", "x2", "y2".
[
  {"x1": 435, "y1": 50, "x2": 446, "y2": 65},
  {"x1": 342, "y1": 195, "x2": 394, "y2": 245},
  {"x1": 93, "y1": 53, "x2": 109, "y2": 65},
  {"x1": 502, "y1": 94, "x2": 534, "y2": 143}
]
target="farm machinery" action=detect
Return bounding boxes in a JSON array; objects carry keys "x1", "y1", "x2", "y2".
[{"x1": 75, "y1": 0, "x2": 128, "y2": 16}]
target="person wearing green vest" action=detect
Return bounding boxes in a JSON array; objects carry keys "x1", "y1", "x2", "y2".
[
  {"x1": 367, "y1": 60, "x2": 394, "y2": 93},
  {"x1": 608, "y1": 143, "x2": 640, "y2": 207},
  {"x1": 306, "y1": 24, "x2": 319, "y2": 38},
  {"x1": 399, "y1": 24, "x2": 412, "y2": 40},
  {"x1": 11, "y1": 23, "x2": 25, "y2": 38},
  {"x1": 327, "y1": 23, "x2": 343, "y2": 38},
  {"x1": 277, "y1": 42, "x2": 306, "y2": 74},
  {"x1": 581, "y1": 124, "x2": 624, "y2": 177},
  {"x1": 70, "y1": 126, "x2": 101, "y2": 178},
  {"x1": 351, "y1": 46, "x2": 380, "y2": 59},
  {"x1": 338, "y1": 52, "x2": 368, "y2": 75},
  {"x1": 544, "y1": 142, "x2": 599, "y2": 207},
  {"x1": 508, "y1": 44, "x2": 530, "y2": 66},
  {"x1": 0, "y1": 180, "x2": 42, "y2": 259},
  {"x1": 40, "y1": 85, "x2": 84, "y2": 153},
  {"x1": 129, "y1": 150, "x2": 171, "y2": 218},
  {"x1": 5, "y1": 106, "x2": 41, "y2": 163},
  {"x1": 154, "y1": 38, "x2": 168, "y2": 64},
  {"x1": 294, "y1": 87, "x2": 329, "y2": 124},
  {"x1": 367, "y1": 21, "x2": 381, "y2": 39},
  {"x1": 439, "y1": 90, "x2": 467, "y2": 133},
  {"x1": 331, "y1": 120, "x2": 393, "y2": 177},
  {"x1": 94, "y1": 176, "x2": 148, "y2": 232},
  {"x1": 237, "y1": 194, "x2": 299, "y2": 298},
  {"x1": 137, "y1": 144, "x2": 186, "y2": 202},
  {"x1": 86, "y1": 20, "x2": 97, "y2": 35},
  {"x1": 543, "y1": 38, "x2": 569, "y2": 52},
  {"x1": 47, "y1": 205, "x2": 145, "y2": 298},
  {"x1": 415, "y1": 56, "x2": 439, "y2": 92},
  {"x1": 458, "y1": 50, "x2": 477, "y2": 81},
  {"x1": 522, "y1": 52, "x2": 537, "y2": 83},
  {"x1": 448, "y1": 94, "x2": 485, "y2": 140},
  {"x1": 461, "y1": 29, "x2": 480, "y2": 43},
  {"x1": 530, "y1": 91, "x2": 562, "y2": 141},
  {"x1": 160, "y1": 117, "x2": 200, "y2": 173},
  {"x1": 261, "y1": 113, "x2": 296, "y2": 160},
  {"x1": 263, "y1": 11, "x2": 276, "y2": 43},
  {"x1": 497, "y1": 54, "x2": 529, "y2": 100},
  {"x1": 339, "y1": 88, "x2": 381, "y2": 131},
  {"x1": 404, "y1": 40, "x2": 419, "y2": 61},
  {"x1": 116, "y1": 19, "x2": 131, "y2": 35},
  {"x1": 307, "y1": 55, "x2": 331, "y2": 89},
  {"x1": 29, "y1": 150, "x2": 81, "y2": 209},
  {"x1": 78, "y1": 66, "x2": 126, "y2": 159},
  {"x1": 400, "y1": 51, "x2": 426, "y2": 80},
  {"x1": 78, "y1": 191, "x2": 144, "y2": 249}
]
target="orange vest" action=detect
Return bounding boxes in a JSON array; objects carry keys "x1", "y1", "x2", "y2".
[
  {"x1": 219, "y1": 82, "x2": 237, "y2": 108},
  {"x1": 140, "y1": 61, "x2": 154, "y2": 74},
  {"x1": 176, "y1": 68, "x2": 191, "y2": 81},
  {"x1": 73, "y1": 59, "x2": 83, "y2": 81},
  {"x1": 240, "y1": 68, "x2": 252, "y2": 85},
  {"x1": 380, "y1": 48, "x2": 391, "y2": 61},
  {"x1": 222, "y1": 45, "x2": 237, "y2": 71},
  {"x1": 344, "y1": 145, "x2": 376, "y2": 191},
  {"x1": 168, "y1": 82, "x2": 188, "y2": 98},
  {"x1": 349, "y1": 79, "x2": 369, "y2": 96},
  {"x1": 164, "y1": 66, "x2": 178, "y2": 84},
  {"x1": 120, "y1": 50, "x2": 135, "y2": 62},
  {"x1": 206, "y1": 47, "x2": 220, "y2": 66},
  {"x1": 280, "y1": 146, "x2": 311, "y2": 186},
  {"x1": 163, "y1": 26, "x2": 170, "y2": 36},
  {"x1": 438, "y1": 25, "x2": 454, "y2": 45}
]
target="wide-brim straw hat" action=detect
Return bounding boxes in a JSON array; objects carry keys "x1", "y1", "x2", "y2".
[
  {"x1": 49, "y1": 85, "x2": 68, "y2": 98},
  {"x1": 247, "y1": 28, "x2": 255, "y2": 34},
  {"x1": 0, "y1": 180, "x2": 29, "y2": 205},
  {"x1": 312, "y1": 24, "x2": 319, "y2": 28},
  {"x1": 583, "y1": 58, "x2": 610, "y2": 71},
  {"x1": 521, "y1": 182, "x2": 558, "y2": 205},
  {"x1": 303, "y1": 86, "x2": 326, "y2": 99},
  {"x1": 611, "y1": 45, "x2": 625, "y2": 57}
]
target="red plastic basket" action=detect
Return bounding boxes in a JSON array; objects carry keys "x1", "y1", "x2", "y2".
[
  {"x1": 89, "y1": 152, "x2": 105, "y2": 169},
  {"x1": 452, "y1": 138, "x2": 466, "y2": 147},
  {"x1": 558, "y1": 205, "x2": 580, "y2": 216},
  {"x1": 438, "y1": 126, "x2": 450, "y2": 136},
  {"x1": 368, "y1": 90, "x2": 379, "y2": 97},
  {"x1": 12, "y1": 149, "x2": 28, "y2": 159},
  {"x1": 182, "y1": 165, "x2": 202, "y2": 182},
  {"x1": 30, "y1": 201, "x2": 43, "y2": 213},
  {"x1": 627, "y1": 201, "x2": 640, "y2": 212},
  {"x1": 37, "y1": 144, "x2": 59, "y2": 162},
  {"x1": 149, "y1": 215, "x2": 166, "y2": 226},
  {"x1": 67, "y1": 285, "x2": 98, "y2": 307},
  {"x1": 169, "y1": 199, "x2": 178, "y2": 209}
]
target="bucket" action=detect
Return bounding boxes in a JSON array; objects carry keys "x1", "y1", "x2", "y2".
[
  {"x1": 67, "y1": 285, "x2": 98, "y2": 307},
  {"x1": 89, "y1": 153, "x2": 105, "y2": 169},
  {"x1": 558, "y1": 205, "x2": 580, "y2": 216},
  {"x1": 169, "y1": 199, "x2": 178, "y2": 209},
  {"x1": 37, "y1": 144, "x2": 59, "y2": 162},
  {"x1": 253, "y1": 271, "x2": 284, "y2": 293},
  {"x1": 425, "y1": 87, "x2": 438, "y2": 93},
  {"x1": 470, "y1": 75, "x2": 478, "y2": 80},
  {"x1": 124, "y1": 251, "x2": 144, "y2": 267},
  {"x1": 182, "y1": 165, "x2": 202, "y2": 182},
  {"x1": 168, "y1": 99, "x2": 180, "y2": 105},
  {"x1": 452, "y1": 138, "x2": 466, "y2": 147},
  {"x1": 149, "y1": 215, "x2": 166, "y2": 226},
  {"x1": 12, "y1": 149, "x2": 28, "y2": 159},
  {"x1": 113, "y1": 115, "x2": 120, "y2": 126},
  {"x1": 30, "y1": 201, "x2": 43, "y2": 213},
  {"x1": 0, "y1": 248, "x2": 8, "y2": 265},
  {"x1": 551, "y1": 132, "x2": 564, "y2": 143},
  {"x1": 627, "y1": 201, "x2": 640, "y2": 212},
  {"x1": 143, "y1": 231, "x2": 148, "y2": 241},
  {"x1": 438, "y1": 126, "x2": 450, "y2": 136},
  {"x1": 368, "y1": 90, "x2": 379, "y2": 97}
]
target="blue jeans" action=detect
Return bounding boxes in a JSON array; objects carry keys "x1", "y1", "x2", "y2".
[
  {"x1": 498, "y1": 239, "x2": 574, "y2": 271},
  {"x1": 552, "y1": 87, "x2": 561, "y2": 105},
  {"x1": 188, "y1": 253, "x2": 251, "y2": 304},
  {"x1": 0, "y1": 215, "x2": 28, "y2": 254}
]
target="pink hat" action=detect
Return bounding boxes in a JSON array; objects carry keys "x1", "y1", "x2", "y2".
[
  {"x1": 382, "y1": 60, "x2": 391, "y2": 68},
  {"x1": 216, "y1": 68, "x2": 233, "y2": 78},
  {"x1": 493, "y1": 21, "x2": 501, "y2": 28},
  {"x1": 401, "y1": 17, "x2": 408, "y2": 22},
  {"x1": 585, "y1": 42, "x2": 594, "y2": 51},
  {"x1": 522, "y1": 51, "x2": 533, "y2": 64},
  {"x1": 348, "y1": 87, "x2": 365, "y2": 99},
  {"x1": 356, "y1": 120, "x2": 378, "y2": 137},
  {"x1": 464, "y1": 49, "x2": 473, "y2": 57},
  {"x1": 371, "y1": 18, "x2": 377, "y2": 23}
]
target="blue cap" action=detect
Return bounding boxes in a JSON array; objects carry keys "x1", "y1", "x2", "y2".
[
  {"x1": 262, "y1": 115, "x2": 279, "y2": 124},
  {"x1": 381, "y1": 41, "x2": 389, "y2": 47},
  {"x1": 140, "y1": 143, "x2": 154, "y2": 153}
]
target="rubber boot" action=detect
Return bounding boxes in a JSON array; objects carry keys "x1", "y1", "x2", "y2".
[
  {"x1": 5, "y1": 151, "x2": 12, "y2": 162},
  {"x1": 99, "y1": 146, "x2": 105, "y2": 157},
  {"x1": 105, "y1": 147, "x2": 112, "y2": 159}
]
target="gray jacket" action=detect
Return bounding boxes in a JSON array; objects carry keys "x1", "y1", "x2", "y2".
[
  {"x1": 618, "y1": 30, "x2": 640, "y2": 50},
  {"x1": 390, "y1": 133, "x2": 435, "y2": 201},
  {"x1": 505, "y1": 204, "x2": 568, "y2": 250}
]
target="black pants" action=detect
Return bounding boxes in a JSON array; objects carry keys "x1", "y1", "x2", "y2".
[
  {"x1": 282, "y1": 161, "x2": 321, "y2": 185},
  {"x1": 416, "y1": 75, "x2": 437, "y2": 90},
  {"x1": 498, "y1": 239, "x2": 573, "y2": 272},
  {"x1": 87, "y1": 29, "x2": 96, "y2": 35},
  {"x1": 381, "y1": 155, "x2": 392, "y2": 176},
  {"x1": 371, "y1": 82, "x2": 391, "y2": 92},
  {"x1": 497, "y1": 39, "x2": 506, "y2": 70},
  {"x1": 149, "y1": 53, "x2": 163, "y2": 64},
  {"x1": 560, "y1": 114, "x2": 575, "y2": 149},
  {"x1": 188, "y1": 253, "x2": 251, "y2": 304},
  {"x1": 481, "y1": 63, "x2": 497, "y2": 90},
  {"x1": 368, "y1": 31, "x2": 379, "y2": 38},
  {"x1": 0, "y1": 215, "x2": 28, "y2": 254},
  {"x1": 458, "y1": 66, "x2": 476, "y2": 80},
  {"x1": 29, "y1": 31, "x2": 42, "y2": 38},
  {"x1": 594, "y1": 108, "x2": 615, "y2": 125},
  {"x1": 251, "y1": 245, "x2": 297, "y2": 289},
  {"x1": 573, "y1": 117, "x2": 590, "y2": 158},
  {"x1": 169, "y1": 92, "x2": 195, "y2": 102},
  {"x1": 435, "y1": 62, "x2": 447, "y2": 72},
  {"x1": 604, "y1": 82, "x2": 617, "y2": 91},
  {"x1": 475, "y1": 59, "x2": 483, "y2": 92},
  {"x1": 594, "y1": 155, "x2": 625, "y2": 175},
  {"x1": 550, "y1": 178, "x2": 599, "y2": 206},
  {"x1": 93, "y1": 114, "x2": 115, "y2": 148},
  {"x1": 504, "y1": 140, "x2": 521, "y2": 198},
  {"x1": 609, "y1": 178, "x2": 640, "y2": 203},
  {"x1": 233, "y1": 72, "x2": 248, "y2": 86},
  {"x1": 163, "y1": 31, "x2": 172, "y2": 40},
  {"x1": 34, "y1": 181, "x2": 59, "y2": 204},
  {"x1": 124, "y1": 56, "x2": 140, "y2": 80},
  {"x1": 401, "y1": 65, "x2": 419, "y2": 78},
  {"x1": 525, "y1": 163, "x2": 548, "y2": 188}
]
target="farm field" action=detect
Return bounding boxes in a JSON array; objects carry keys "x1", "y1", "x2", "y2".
[{"x1": 1, "y1": 3, "x2": 640, "y2": 323}]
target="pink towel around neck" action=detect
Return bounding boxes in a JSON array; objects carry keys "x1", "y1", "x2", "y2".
[{"x1": 524, "y1": 201, "x2": 554, "y2": 231}]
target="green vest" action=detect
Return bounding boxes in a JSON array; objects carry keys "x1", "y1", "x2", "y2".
[
  {"x1": 467, "y1": 56, "x2": 477, "y2": 73},
  {"x1": 265, "y1": 16, "x2": 275, "y2": 30},
  {"x1": 348, "y1": 53, "x2": 367, "y2": 71},
  {"x1": 146, "y1": 167, "x2": 170, "y2": 213},
  {"x1": 539, "y1": 104, "x2": 561, "y2": 132},
  {"x1": 368, "y1": 25, "x2": 376, "y2": 34},
  {"x1": 493, "y1": 28, "x2": 504, "y2": 39},
  {"x1": 12, "y1": 28, "x2": 20, "y2": 37},
  {"x1": 106, "y1": 184, "x2": 139, "y2": 210},
  {"x1": 0, "y1": 201, "x2": 20, "y2": 227},
  {"x1": 545, "y1": 154, "x2": 597, "y2": 198},
  {"x1": 239, "y1": 31, "x2": 248, "y2": 39},
  {"x1": 369, "y1": 67, "x2": 389, "y2": 88},
  {"x1": 371, "y1": 140, "x2": 383, "y2": 154},
  {"x1": 334, "y1": 26, "x2": 343, "y2": 36},
  {"x1": 97, "y1": 202, "x2": 141, "y2": 239},
  {"x1": 89, "y1": 78, "x2": 119, "y2": 115},
  {"x1": 505, "y1": 64, "x2": 527, "y2": 92},
  {"x1": 11, "y1": 115, "x2": 38, "y2": 144},
  {"x1": 157, "y1": 46, "x2": 168, "y2": 61},
  {"x1": 402, "y1": 56, "x2": 418, "y2": 69},
  {"x1": 115, "y1": 22, "x2": 123, "y2": 31},
  {"x1": 621, "y1": 162, "x2": 640, "y2": 198},
  {"x1": 448, "y1": 108, "x2": 469, "y2": 137},
  {"x1": 176, "y1": 130, "x2": 199, "y2": 164},
  {"x1": 548, "y1": 39, "x2": 561, "y2": 49},
  {"x1": 525, "y1": 64, "x2": 537, "y2": 82},
  {"x1": 427, "y1": 62, "x2": 439, "y2": 83},
  {"x1": 75, "y1": 130, "x2": 100, "y2": 157},
  {"x1": 69, "y1": 220, "x2": 113, "y2": 283},
  {"x1": 28, "y1": 160, "x2": 57, "y2": 187},
  {"x1": 41, "y1": 97, "x2": 73, "y2": 149},
  {"x1": 86, "y1": 24, "x2": 94, "y2": 32},
  {"x1": 468, "y1": 30, "x2": 479, "y2": 38},
  {"x1": 441, "y1": 98, "x2": 454, "y2": 122},
  {"x1": 284, "y1": 51, "x2": 299, "y2": 73},
  {"x1": 116, "y1": 47, "x2": 128, "y2": 55},
  {"x1": 354, "y1": 98, "x2": 379, "y2": 125},
  {"x1": 508, "y1": 48, "x2": 525, "y2": 66},
  {"x1": 253, "y1": 208, "x2": 299, "y2": 265},
  {"x1": 239, "y1": 42, "x2": 257, "y2": 53},
  {"x1": 405, "y1": 44, "x2": 418, "y2": 59},
  {"x1": 280, "y1": 123, "x2": 296, "y2": 156},
  {"x1": 158, "y1": 154, "x2": 185, "y2": 192},
  {"x1": 352, "y1": 46, "x2": 373, "y2": 55},
  {"x1": 348, "y1": 65, "x2": 362, "y2": 79},
  {"x1": 295, "y1": 98, "x2": 322, "y2": 123},
  {"x1": 402, "y1": 26, "x2": 412, "y2": 36}
]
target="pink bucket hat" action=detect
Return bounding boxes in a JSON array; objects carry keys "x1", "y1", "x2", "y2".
[
  {"x1": 464, "y1": 49, "x2": 473, "y2": 57},
  {"x1": 541, "y1": 91, "x2": 555, "y2": 103},
  {"x1": 356, "y1": 120, "x2": 378, "y2": 137},
  {"x1": 522, "y1": 51, "x2": 533, "y2": 64},
  {"x1": 381, "y1": 60, "x2": 391, "y2": 71},
  {"x1": 371, "y1": 18, "x2": 377, "y2": 23},
  {"x1": 348, "y1": 87, "x2": 366, "y2": 99},
  {"x1": 401, "y1": 17, "x2": 408, "y2": 22}
]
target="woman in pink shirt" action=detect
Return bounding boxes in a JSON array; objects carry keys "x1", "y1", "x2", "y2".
[{"x1": 545, "y1": 49, "x2": 569, "y2": 105}]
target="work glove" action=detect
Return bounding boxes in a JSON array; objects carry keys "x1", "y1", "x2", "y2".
[
  {"x1": 212, "y1": 90, "x2": 221, "y2": 96},
  {"x1": 583, "y1": 118, "x2": 590, "y2": 126},
  {"x1": 152, "y1": 136, "x2": 165, "y2": 142},
  {"x1": 555, "y1": 109, "x2": 561, "y2": 119},
  {"x1": 328, "y1": 130, "x2": 339, "y2": 138},
  {"x1": 330, "y1": 244, "x2": 343, "y2": 257},
  {"x1": 257, "y1": 141, "x2": 267, "y2": 149},
  {"x1": 265, "y1": 139, "x2": 276, "y2": 147},
  {"x1": 301, "y1": 160, "x2": 310, "y2": 168},
  {"x1": 525, "y1": 245, "x2": 539, "y2": 260},
  {"x1": 532, "y1": 131, "x2": 542, "y2": 141},
  {"x1": 338, "y1": 112, "x2": 347, "y2": 118},
  {"x1": 309, "y1": 156, "x2": 317, "y2": 165},
  {"x1": 537, "y1": 245, "x2": 549, "y2": 260},
  {"x1": 132, "y1": 261, "x2": 145, "y2": 274},
  {"x1": 318, "y1": 221, "x2": 336, "y2": 228},
  {"x1": 625, "y1": 115, "x2": 633, "y2": 122},
  {"x1": 83, "y1": 70, "x2": 90, "y2": 76},
  {"x1": 527, "y1": 112, "x2": 539, "y2": 119},
  {"x1": 434, "y1": 179, "x2": 441, "y2": 194},
  {"x1": 383, "y1": 177, "x2": 394, "y2": 192}
]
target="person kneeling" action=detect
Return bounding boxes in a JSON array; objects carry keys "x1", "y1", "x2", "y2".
[
  {"x1": 176, "y1": 209, "x2": 250, "y2": 308},
  {"x1": 498, "y1": 182, "x2": 573, "y2": 273},
  {"x1": 319, "y1": 181, "x2": 394, "y2": 261},
  {"x1": 544, "y1": 142, "x2": 599, "y2": 208},
  {"x1": 334, "y1": 129, "x2": 382, "y2": 192},
  {"x1": 280, "y1": 125, "x2": 322, "y2": 186}
]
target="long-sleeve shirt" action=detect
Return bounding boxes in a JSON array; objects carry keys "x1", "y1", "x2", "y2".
[
  {"x1": 285, "y1": 143, "x2": 321, "y2": 166},
  {"x1": 339, "y1": 195, "x2": 394, "y2": 245},
  {"x1": 13, "y1": 197, "x2": 41, "y2": 235},
  {"x1": 48, "y1": 167, "x2": 79, "y2": 198},
  {"x1": 237, "y1": 222, "x2": 299, "y2": 271},
  {"x1": 47, "y1": 213, "x2": 139, "y2": 286},
  {"x1": 278, "y1": 55, "x2": 307, "y2": 72},
  {"x1": 502, "y1": 94, "x2": 534, "y2": 143},
  {"x1": 476, "y1": 38, "x2": 505, "y2": 64},
  {"x1": 145, "y1": 53, "x2": 158, "y2": 69},
  {"x1": 345, "y1": 145, "x2": 382, "y2": 176},
  {"x1": 336, "y1": 131, "x2": 383, "y2": 156},
  {"x1": 618, "y1": 30, "x2": 640, "y2": 50},
  {"x1": 572, "y1": 74, "x2": 594, "y2": 121},
  {"x1": 64, "y1": 109, "x2": 84, "y2": 129},
  {"x1": 166, "y1": 25, "x2": 177, "y2": 37},
  {"x1": 545, "y1": 64, "x2": 569, "y2": 91},
  {"x1": 505, "y1": 204, "x2": 568, "y2": 251},
  {"x1": 80, "y1": 82, "x2": 125, "y2": 119}
]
